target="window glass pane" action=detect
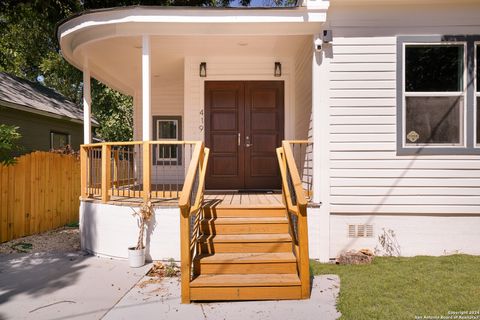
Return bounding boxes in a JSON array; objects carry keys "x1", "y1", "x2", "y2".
[
  {"x1": 477, "y1": 97, "x2": 480, "y2": 144},
  {"x1": 405, "y1": 45, "x2": 464, "y2": 92},
  {"x1": 405, "y1": 96, "x2": 463, "y2": 144},
  {"x1": 158, "y1": 145, "x2": 177, "y2": 160},
  {"x1": 52, "y1": 133, "x2": 68, "y2": 149},
  {"x1": 154, "y1": 117, "x2": 181, "y2": 163},
  {"x1": 158, "y1": 120, "x2": 177, "y2": 139},
  {"x1": 477, "y1": 45, "x2": 480, "y2": 92}
]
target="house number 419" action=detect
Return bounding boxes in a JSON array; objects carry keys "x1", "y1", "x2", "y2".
[{"x1": 199, "y1": 109, "x2": 204, "y2": 132}]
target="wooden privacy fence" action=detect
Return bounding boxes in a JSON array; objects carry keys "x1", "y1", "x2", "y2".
[{"x1": 0, "y1": 151, "x2": 80, "y2": 243}]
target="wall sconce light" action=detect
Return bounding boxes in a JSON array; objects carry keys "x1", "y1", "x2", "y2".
[
  {"x1": 274, "y1": 62, "x2": 282, "y2": 77},
  {"x1": 199, "y1": 62, "x2": 207, "y2": 77}
]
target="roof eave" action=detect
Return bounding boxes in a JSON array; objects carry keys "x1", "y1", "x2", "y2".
[{"x1": 0, "y1": 99, "x2": 99, "y2": 127}]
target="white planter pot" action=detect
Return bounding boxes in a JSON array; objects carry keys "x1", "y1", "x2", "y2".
[{"x1": 128, "y1": 247, "x2": 145, "y2": 268}]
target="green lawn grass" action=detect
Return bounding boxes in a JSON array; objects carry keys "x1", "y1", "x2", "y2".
[{"x1": 311, "y1": 255, "x2": 480, "y2": 320}]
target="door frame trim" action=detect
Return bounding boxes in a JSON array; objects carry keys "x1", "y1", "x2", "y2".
[{"x1": 204, "y1": 80, "x2": 285, "y2": 190}]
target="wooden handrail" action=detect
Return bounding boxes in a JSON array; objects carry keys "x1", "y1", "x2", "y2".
[
  {"x1": 277, "y1": 141, "x2": 311, "y2": 299},
  {"x1": 81, "y1": 140, "x2": 200, "y2": 148},
  {"x1": 178, "y1": 142, "x2": 209, "y2": 304},
  {"x1": 276, "y1": 148, "x2": 295, "y2": 210},
  {"x1": 282, "y1": 141, "x2": 308, "y2": 207},
  {"x1": 178, "y1": 141, "x2": 203, "y2": 211},
  {"x1": 283, "y1": 140, "x2": 310, "y2": 144},
  {"x1": 192, "y1": 148, "x2": 210, "y2": 212}
]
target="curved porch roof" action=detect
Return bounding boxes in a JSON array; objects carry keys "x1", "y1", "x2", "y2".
[{"x1": 57, "y1": 5, "x2": 327, "y2": 95}]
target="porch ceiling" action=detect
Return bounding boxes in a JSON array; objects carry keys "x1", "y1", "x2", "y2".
[
  {"x1": 58, "y1": 6, "x2": 325, "y2": 95},
  {"x1": 72, "y1": 34, "x2": 311, "y2": 95}
]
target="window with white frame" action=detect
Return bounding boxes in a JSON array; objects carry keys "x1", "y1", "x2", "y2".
[
  {"x1": 404, "y1": 44, "x2": 465, "y2": 145},
  {"x1": 397, "y1": 36, "x2": 480, "y2": 155},
  {"x1": 152, "y1": 116, "x2": 182, "y2": 164}
]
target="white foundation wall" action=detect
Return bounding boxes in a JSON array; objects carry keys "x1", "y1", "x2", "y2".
[
  {"x1": 330, "y1": 215, "x2": 480, "y2": 257},
  {"x1": 80, "y1": 201, "x2": 326, "y2": 261},
  {"x1": 323, "y1": 1, "x2": 480, "y2": 258},
  {"x1": 80, "y1": 201, "x2": 181, "y2": 261}
]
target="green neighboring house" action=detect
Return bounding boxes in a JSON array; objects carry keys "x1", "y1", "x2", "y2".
[{"x1": 0, "y1": 72, "x2": 96, "y2": 155}]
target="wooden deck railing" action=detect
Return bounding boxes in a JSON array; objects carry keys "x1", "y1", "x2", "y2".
[
  {"x1": 178, "y1": 142, "x2": 209, "y2": 303},
  {"x1": 80, "y1": 141, "x2": 201, "y2": 202},
  {"x1": 285, "y1": 140, "x2": 313, "y2": 201},
  {"x1": 81, "y1": 140, "x2": 209, "y2": 303},
  {"x1": 276, "y1": 140, "x2": 311, "y2": 299}
]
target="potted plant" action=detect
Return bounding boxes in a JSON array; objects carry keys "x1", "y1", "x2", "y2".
[{"x1": 128, "y1": 200, "x2": 153, "y2": 267}]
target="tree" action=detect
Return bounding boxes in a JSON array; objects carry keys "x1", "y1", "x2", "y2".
[
  {"x1": 0, "y1": 1, "x2": 134, "y2": 142},
  {"x1": 92, "y1": 81, "x2": 134, "y2": 141},
  {"x1": 0, "y1": 0, "x2": 295, "y2": 145},
  {"x1": 0, "y1": 124, "x2": 22, "y2": 165}
]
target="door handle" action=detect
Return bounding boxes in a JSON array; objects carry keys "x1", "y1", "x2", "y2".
[
  {"x1": 238, "y1": 133, "x2": 241, "y2": 147},
  {"x1": 245, "y1": 136, "x2": 253, "y2": 148}
]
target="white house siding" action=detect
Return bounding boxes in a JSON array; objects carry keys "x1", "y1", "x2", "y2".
[
  {"x1": 134, "y1": 72, "x2": 185, "y2": 184},
  {"x1": 294, "y1": 37, "x2": 313, "y2": 141},
  {"x1": 325, "y1": 2, "x2": 480, "y2": 258}
]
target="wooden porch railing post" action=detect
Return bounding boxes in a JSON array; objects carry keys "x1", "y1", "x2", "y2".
[
  {"x1": 112, "y1": 149, "x2": 119, "y2": 188},
  {"x1": 180, "y1": 206, "x2": 191, "y2": 304},
  {"x1": 298, "y1": 204, "x2": 310, "y2": 298},
  {"x1": 101, "y1": 144, "x2": 111, "y2": 203},
  {"x1": 142, "y1": 142, "x2": 151, "y2": 201},
  {"x1": 80, "y1": 145, "x2": 88, "y2": 199}
]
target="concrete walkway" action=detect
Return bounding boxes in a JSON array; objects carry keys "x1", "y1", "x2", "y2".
[{"x1": 0, "y1": 253, "x2": 340, "y2": 320}]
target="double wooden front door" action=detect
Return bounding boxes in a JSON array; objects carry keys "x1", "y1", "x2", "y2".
[{"x1": 205, "y1": 81, "x2": 284, "y2": 190}]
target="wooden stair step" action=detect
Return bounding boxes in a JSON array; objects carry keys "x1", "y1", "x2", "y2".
[
  {"x1": 190, "y1": 273, "x2": 301, "y2": 287},
  {"x1": 201, "y1": 217, "x2": 289, "y2": 234},
  {"x1": 194, "y1": 252, "x2": 298, "y2": 273},
  {"x1": 203, "y1": 207, "x2": 286, "y2": 218},
  {"x1": 196, "y1": 252, "x2": 296, "y2": 263},
  {"x1": 199, "y1": 233, "x2": 292, "y2": 243},
  {"x1": 198, "y1": 233, "x2": 293, "y2": 254},
  {"x1": 203, "y1": 217, "x2": 287, "y2": 224},
  {"x1": 210, "y1": 204, "x2": 286, "y2": 209}
]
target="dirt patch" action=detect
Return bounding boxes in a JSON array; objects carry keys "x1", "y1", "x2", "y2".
[{"x1": 0, "y1": 226, "x2": 80, "y2": 255}]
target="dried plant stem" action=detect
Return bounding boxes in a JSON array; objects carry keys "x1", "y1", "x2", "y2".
[{"x1": 132, "y1": 200, "x2": 154, "y2": 251}]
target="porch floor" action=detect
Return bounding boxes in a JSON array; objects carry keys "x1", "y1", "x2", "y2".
[
  {"x1": 204, "y1": 191, "x2": 283, "y2": 208},
  {"x1": 84, "y1": 191, "x2": 284, "y2": 208}
]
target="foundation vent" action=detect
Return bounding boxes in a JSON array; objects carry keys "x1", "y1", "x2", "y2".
[{"x1": 348, "y1": 224, "x2": 374, "y2": 238}]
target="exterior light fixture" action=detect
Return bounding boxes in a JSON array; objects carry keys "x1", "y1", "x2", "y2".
[
  {"x1": 199, "y1": 62, "x2": 207, "y2": 77},
  {"x1": 274, "y1": 62, "x2": 282, "y2": 77}
]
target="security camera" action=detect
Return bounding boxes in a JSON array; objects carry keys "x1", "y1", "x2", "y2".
[{"x1": 314, "y1": 38, "x2": 323, "y2": 52}]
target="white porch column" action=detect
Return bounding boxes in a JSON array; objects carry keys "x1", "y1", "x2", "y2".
[
  {"x1": 142, "y1": 35, "x2": 152, "y2": 141},
  {"x1": 312, "y1": 34, "x2": 332, "y2": 262},
  {"x1": 83, "y1": 65, "x2": 91, "y2": 144}
]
